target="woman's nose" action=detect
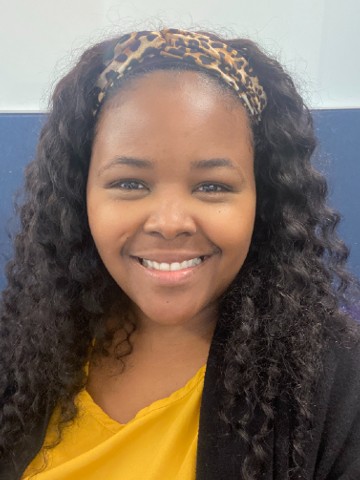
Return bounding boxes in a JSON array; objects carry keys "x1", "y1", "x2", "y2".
[{"x1": 143, "y1": 195, "x2": 197, "y2": 239}]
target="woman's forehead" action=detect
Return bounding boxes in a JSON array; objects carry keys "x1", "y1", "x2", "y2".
[
  {"x1": 93, "y1": 71, "x2": 253, "y2": 155},
  {"x1": 98, "y1": 69, "x2": 244, "y2": 117},
  {"x1": 90, "y1": 71, "x2": 254, "y2": 182}
]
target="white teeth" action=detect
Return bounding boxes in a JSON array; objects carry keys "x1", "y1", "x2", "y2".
[
  {"x1": 170, "y1": 262, "x2": 181, "y2": 271},
  {"x1": 141, "y1": 257, "x2": 203, "y2": 271}
]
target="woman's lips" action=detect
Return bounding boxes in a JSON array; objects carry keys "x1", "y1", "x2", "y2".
[
  {"x1": 131, "y1": 247, "x2": 220, "y2": 264},
  {"x1": 131, "y1": 254, "x2": 213, "y2": 285},
  {"x1": 139, "y1": 256, "x2": 205, "y2": 271}
]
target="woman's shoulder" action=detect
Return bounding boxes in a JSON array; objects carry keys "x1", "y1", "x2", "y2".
[
  {"x1": 324, "y1": 311, "x2": 360, "y2": 369},
  {"x1": 320, "y1": 312, "x2": 360, "y2": 398},
  {"x1": 307, "y1": 314, "x2": 360, "y2": 479}
]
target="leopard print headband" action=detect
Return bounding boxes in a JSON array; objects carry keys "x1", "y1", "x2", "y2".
[{"x1": 94, "y1": 29, "x2": 267, "y2": 123}]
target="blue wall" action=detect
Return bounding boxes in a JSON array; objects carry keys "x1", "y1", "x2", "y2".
[
  {"x1": 312, "y1": 109, "x2": 360, "y2": 278},
  {"x1": 0, "y1": 110, "x2": 359, "y2": 290}
]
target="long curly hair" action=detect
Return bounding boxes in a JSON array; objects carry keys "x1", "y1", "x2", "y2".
[{"x1": 1, "y1": 30, "x2": 359, "y2": 478}]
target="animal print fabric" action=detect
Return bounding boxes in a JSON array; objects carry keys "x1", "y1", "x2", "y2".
[{"x1": 94, "y1": 29, "x2": 267, "y2": 122}]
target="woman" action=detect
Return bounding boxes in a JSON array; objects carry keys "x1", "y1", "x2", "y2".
[{"x1": 0, "y1": 29, "x2": 359, "y2": 479}]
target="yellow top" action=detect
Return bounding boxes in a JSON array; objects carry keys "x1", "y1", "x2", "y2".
[{"x1": 23, "y1": 365, "x2": 205, "y2": 480}]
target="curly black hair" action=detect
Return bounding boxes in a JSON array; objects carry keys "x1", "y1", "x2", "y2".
[{"x1": 0, "y1": 30, "x2": 359, "y2": 479}]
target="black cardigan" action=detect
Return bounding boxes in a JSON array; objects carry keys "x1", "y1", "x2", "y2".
[{"x1": 1, "y1": 322, "x2": 360, "y2": 480}]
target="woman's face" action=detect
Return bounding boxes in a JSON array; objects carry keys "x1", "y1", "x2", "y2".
[{"x1": 87, "y1": 71, "x2": 256, "y2": 328}]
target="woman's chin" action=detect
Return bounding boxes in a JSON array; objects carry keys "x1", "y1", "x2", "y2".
[{"x1": 131, "y1": 302, "x2": 217, "y2": 330}]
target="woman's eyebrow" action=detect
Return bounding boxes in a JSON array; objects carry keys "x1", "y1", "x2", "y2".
[
  {"x1": 97, "y1": 156, "x2": 238, "y2": 176},
  {"x1": 190, "y1": 158, "x2": 236, "y2": 169},
  {"x1": 98, "y1": 156, "x2": 153, "y2": 175}
]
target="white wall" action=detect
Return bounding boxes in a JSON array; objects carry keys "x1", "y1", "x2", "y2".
[{"x1": 1, "y1": 0, "x2": 359, "y2": 111}]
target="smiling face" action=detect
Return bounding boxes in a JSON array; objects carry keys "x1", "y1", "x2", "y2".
[{"x1": 87, "y1": 70, "x2": 256, "y2": 329}]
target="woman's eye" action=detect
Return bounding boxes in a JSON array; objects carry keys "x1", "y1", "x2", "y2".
[
  {"x1": 108, "y1": 180, "x2": 146, "y2": 190},
  {"x1": 196, "y1": 183, "x2": 231, "y2": 193}
]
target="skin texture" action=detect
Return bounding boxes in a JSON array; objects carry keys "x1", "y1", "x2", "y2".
[{"x1": 86, "y1": 71, "x2": 257, "y2": 422}]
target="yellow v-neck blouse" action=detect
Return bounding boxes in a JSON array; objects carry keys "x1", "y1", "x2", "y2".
[{"x1": 23, "y1": 365, "x2": 206, "y2": 480}]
